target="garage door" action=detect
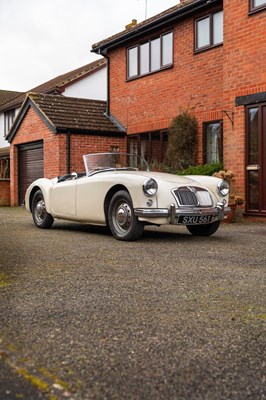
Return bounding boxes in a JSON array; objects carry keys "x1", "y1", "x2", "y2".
[{"x1": 19, "y1": 141, "x2": 44, "y2": 204}]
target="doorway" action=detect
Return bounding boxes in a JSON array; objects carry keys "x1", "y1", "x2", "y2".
[
  {"x1": 18, "y1": 141, "x2": 44, "y2": 205},
  {"x1": 246, "y1": 103, "x2": 266, "y2": 214}
]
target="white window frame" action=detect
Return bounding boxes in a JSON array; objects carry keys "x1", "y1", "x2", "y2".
[
  {"x1": 127, "y1": 31, "x2": 173, "y2": 79},
  {"x1": 249, "y1": 0, "x2": 266, "y2": 12},
  {"x1": 195, "y1": 10, "x2": 223, "y2": 52}
]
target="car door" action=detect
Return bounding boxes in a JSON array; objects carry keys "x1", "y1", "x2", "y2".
[
  {"x1": 50, "y1": 179, "x2": 77, "y2": 217},
  {"x1": 75, "y1": 174, "x2": 110, "y2": 224}
]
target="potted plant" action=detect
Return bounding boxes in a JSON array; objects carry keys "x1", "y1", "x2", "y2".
[{"x1": 213, "y1": 169, "x2": 244, "y2": 222}]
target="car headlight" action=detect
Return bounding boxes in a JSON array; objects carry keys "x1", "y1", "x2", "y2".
[
  {"x1": 143, "y1": 178, "x2": 158, "y2": 197},
  {"x1": 217, "y1": 180, "x2": 229, "y2": 196}
]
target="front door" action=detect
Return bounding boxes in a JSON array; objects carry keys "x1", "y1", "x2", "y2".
[{"x1": 246, "y1": 103, "x2": 266, "y2": 214}]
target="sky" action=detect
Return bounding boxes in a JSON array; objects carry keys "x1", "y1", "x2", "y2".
[{"x1": 0, "y1": 0, "x2": 180, "y2": 92}]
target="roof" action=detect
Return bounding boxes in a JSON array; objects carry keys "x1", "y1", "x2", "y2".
[
  {"x1": 7, "y1": 93, "x2": 125, "y2": 143},
  {"x1": 0, "y1": 58, "x2": 106, "y2": 112},
  {"x1": 92, "y1": 0, "x2": 220, "y2": 54},
  {"x1": 0, "y1": 90, "x2": 24, "y2": 108},
  {"x1": 30, "y1": 58, "x2": 106, "y2": 95}
]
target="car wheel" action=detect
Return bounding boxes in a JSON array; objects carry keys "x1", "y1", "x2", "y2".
[
  {"x1": 108, "y1": 190, "x2": 144, "y2": 241},
  {"x1": 32, "y1": 190, "x2": 54, "y2": 229},
  {"x1": 186, "y1": 221, "x2": 220, "y2": 236}
]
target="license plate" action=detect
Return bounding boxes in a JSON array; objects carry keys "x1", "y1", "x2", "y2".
[{"x1": 178, "y1": 215, "x2": 212, "y2": 224}]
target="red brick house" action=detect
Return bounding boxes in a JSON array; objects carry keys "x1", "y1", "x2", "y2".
[
  {"x1": 7, "y1": 93, "x2": 125, "y2": 205},
  {"x1": 91, "y1": 0, "x2": 266, "y2": 220}
]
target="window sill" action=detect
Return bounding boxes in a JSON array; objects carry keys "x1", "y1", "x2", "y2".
[
  {"x1": 194, "y1": 42, "x2": 223, "y2": 55},
  {"x1": 248, "y1": 6, "x2": 266, "y2": 15},
  {"x1": 127, "y1": 64, "x2": 173, "y2": 82}
]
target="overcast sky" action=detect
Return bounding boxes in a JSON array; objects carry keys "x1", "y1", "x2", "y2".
[{"x1": 0, "y1": 0, "x2": 180, "y2": 92}]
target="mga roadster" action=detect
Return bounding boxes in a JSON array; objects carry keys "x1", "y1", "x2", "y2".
[{"x1": 25, "y1": 153, "x2": 230, "y2": 241}]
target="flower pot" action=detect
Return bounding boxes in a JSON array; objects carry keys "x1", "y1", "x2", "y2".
[{"x1": 224, "y1": 203, "x2": 237, "y2": 223}]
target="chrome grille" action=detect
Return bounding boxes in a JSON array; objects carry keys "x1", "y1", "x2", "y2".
[
  {"x1": 173, "y1": 186, "x2": 213, "y2": 207},
  {"x1": 174, "y1": 187, "x2": 197, "y2": 205}
]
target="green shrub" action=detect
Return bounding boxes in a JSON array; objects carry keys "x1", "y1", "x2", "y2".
[
  {"x1": 178, "y1": 162, "x2": 224, "y2": 176},
  {"x1": 166, "y1": 110, "x2": 198, "y2": 170}
]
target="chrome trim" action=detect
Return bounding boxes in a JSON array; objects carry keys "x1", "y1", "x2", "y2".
[
  {"x1": 134, "y1": 208, "x2": 170, "y2": 218},
  {"x1": 142, "y1": 178, "x2": 158, "y2": 197},
  {"x1": 217, "y1": 180, "x2": 230, "y2": 197},
  {"x1": 169, "y1": 203, "x2": 176, "y2": 224},
  {"x1": 134, "y1": 203, "x2": 230, "y2": 224}
]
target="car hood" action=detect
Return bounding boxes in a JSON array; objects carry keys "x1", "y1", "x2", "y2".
[
  {"x1": 146, "y1": 171, "x2": 197, "y2": 185},
  {"x1": 113, "y1": 170, "x2": 205, "y2": 187}
]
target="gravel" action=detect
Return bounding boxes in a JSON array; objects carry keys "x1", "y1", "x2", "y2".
[{"x1": 0, "y1": 207, "x2": 265, "y2": 400}]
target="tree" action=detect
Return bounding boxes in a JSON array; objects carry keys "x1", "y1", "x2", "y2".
[{"x1": 166, "y1": 110, "x2": 198, "y2": 170}]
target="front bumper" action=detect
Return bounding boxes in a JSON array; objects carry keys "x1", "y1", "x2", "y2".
[{"x1": 134, "y1": 202, "x2": 230, "y2": 224}]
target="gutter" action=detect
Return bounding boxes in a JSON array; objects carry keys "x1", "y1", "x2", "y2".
[
  {"x1": 55, "y1": 127, "x2": 126, "y2": 137},
  {"x1": 102, "y1": 50, "x2": 110, "y2": 117},
  {"x1": 67, "y1": 131, "x2": 71, "y2": 174}
]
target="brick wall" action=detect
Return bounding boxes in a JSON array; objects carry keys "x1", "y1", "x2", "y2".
[
  {"x1": 0, "y1": 180, "x2": 10, "y2": 206},
  {"x1": 69, "y1": 134, "x2": 126, "y2": 173}
]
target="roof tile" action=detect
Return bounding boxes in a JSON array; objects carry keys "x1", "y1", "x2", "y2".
[
  {"x1": 29, "y1": 93, "x2": 124, "y2": 134},
  {"x1": 0, "y1": 90, "x2": 24, "y2": 108}
]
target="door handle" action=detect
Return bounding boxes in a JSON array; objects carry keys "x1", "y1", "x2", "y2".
[{"x1": 246, "y1": 164, "x2": 260, "y2": 171}]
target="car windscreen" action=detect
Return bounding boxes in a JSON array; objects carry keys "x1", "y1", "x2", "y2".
[{"x1": 83, "y1": 153, "x2": 150, "y2": 175}]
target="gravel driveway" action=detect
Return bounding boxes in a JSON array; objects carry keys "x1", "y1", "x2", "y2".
[{"x1": 0, "y1": 207, "x2": 265, "y2": 400}]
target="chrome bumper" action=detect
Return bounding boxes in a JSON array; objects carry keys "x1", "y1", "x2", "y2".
[{"x1": 134, "y1": 203, "x2": 230, "y2": 224}]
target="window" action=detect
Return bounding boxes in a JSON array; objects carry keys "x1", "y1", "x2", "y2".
[
  {"x1": 140, "y1": 43, "x2": 149, "y2": 75},
  {"x1": 4, "y1": 110, "x2": 16, "y2": 137},
  {"x1": 195, "y1": 10, "x2": 223, "y2": 51},
  {"x1": 203, "y1": 121, "x2": 223, "y2": 164},
  {"x1": 0, "y1": 156, "x2": 10, "y2": 179},
  {"x1": 128, "y1": 130, "x2": 168, "y2": 163},
  {"x1": 127, "y1": 31, "x2": 173, "y2": 79},
  {"x1": 249, "y1": 0, "x2": 266, "y2": 12},
  {"x1": 128, "y1": 47, "x2": 138, "y2": 77}
]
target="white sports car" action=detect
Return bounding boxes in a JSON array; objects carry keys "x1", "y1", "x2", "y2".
[{"x1": 25, "y1": 153, "x2": 230, "y2": 241}]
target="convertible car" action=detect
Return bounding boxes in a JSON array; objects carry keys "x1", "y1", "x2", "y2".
[{"x1": 25, "y1": 153, "x2": 230, "y2": 241}]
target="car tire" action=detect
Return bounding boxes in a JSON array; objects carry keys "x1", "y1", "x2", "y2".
[
  {"x1": 32, "y1": 190, "x2": 54, "y2": 229},
  {"x1": 108, "y1": 190, "x2": 144, "y2": 241},
  {"x1": 186, "y1": 221, "x2": 220, "y2": 236}
]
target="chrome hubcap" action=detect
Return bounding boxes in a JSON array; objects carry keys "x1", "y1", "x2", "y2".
[
  {"x1": 35, "y1": 199, "x2": 45, "y2": 222},
  {"x1": 36, "y1": 201, "x2": 44, "y2": 216},
  {"x1": 115, "y1": 202, "x2": 131, "y2": 230}
]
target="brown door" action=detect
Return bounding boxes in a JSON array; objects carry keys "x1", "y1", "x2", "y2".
[
  {"x1": 246, "y1": 103, "x2": 266, "y2": 214},
  {"x1": 18, "y1": 141, "x2": 44, "y2": 205}
]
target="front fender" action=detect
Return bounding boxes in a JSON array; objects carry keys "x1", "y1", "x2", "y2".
[
  {"x1": 184, "y1": 175, "x2": 229, "y2": 204},
  {"x1": 25, "y1": 178, "x2": 54, "y2": 214}
]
